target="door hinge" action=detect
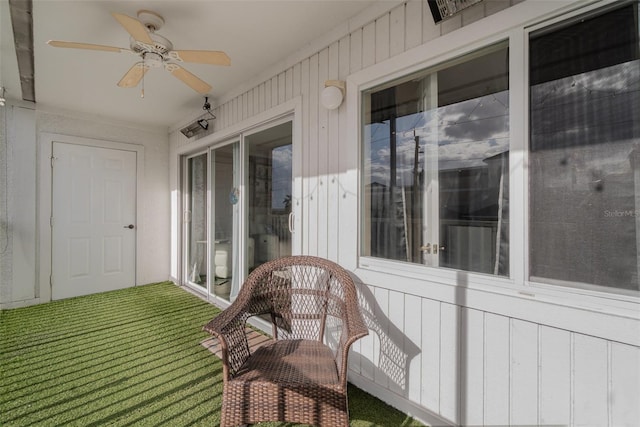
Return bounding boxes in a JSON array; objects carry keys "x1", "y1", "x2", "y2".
[
  {"x1": 50, "y1": 217, "x2": 54, "y2": 227},
  {"x1": 50, "y1": 156, "x2": 57, "y2": 168},
  {"x1": 49, "y1": 274, "x2": 53, "y2": 287}
]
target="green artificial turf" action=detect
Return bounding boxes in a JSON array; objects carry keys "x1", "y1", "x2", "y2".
[{"x1": 0, "y1": 282, "x2": 423, "y2": 426}]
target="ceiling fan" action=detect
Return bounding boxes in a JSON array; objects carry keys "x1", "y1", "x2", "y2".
[{"x1": 47, "y1": 10, "x2": 230, "y2": 95}]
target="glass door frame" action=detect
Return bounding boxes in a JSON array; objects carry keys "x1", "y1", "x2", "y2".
[{"x1": 182, "y1": 149, "x2": 211, "y2": 294}]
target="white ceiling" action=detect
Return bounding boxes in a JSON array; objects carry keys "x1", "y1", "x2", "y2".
[{"x1": 1, "y1": 0, "x2": 386, "y2": 130}]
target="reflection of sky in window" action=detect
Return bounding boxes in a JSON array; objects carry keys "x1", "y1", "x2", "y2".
[
  {"x1": 531, "y1": 60, "x2": 640, "y2": 150},
  {"x1": 365, "y1": 90, "x2": 510, "y2": 186},
  {"x1": 272, "y1": 145, "x2": 292, "y2": 210},
  {"x1": 530, "y1": 60, "x2": 640, "y2": 188}
]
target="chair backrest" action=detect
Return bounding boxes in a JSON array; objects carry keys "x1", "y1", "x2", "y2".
[{"x1": 238, "y1": 256, "x2": 357, "y2": 342}]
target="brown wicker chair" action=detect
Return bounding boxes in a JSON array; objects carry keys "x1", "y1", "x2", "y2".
[{"x1": 203, "y1": 255, "x2": 369, "y2": 427}]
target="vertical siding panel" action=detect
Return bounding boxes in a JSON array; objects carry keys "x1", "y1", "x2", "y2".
[
  {"x1": 220, "y1": 102, "x2": 227, "y2": 129},
  {"x1": 405, "y1": 295, "x2": 422, "y2": 403},
  {"x1": 440, "y1": 303, "x2": 460, "y2": 424},
  {"x1": 359, "y1": 285, "x2": 378, "y2": 381},
  {"x1": 253, "y1": 87, "x2": 260, "y2": 116},
  {"x1": 254, "y1": 85, "x2": 262, "y2": 115},
  {"x1": 610, "y1": 342, "x2": 640, "y2": 427},
  {"x1": 362, "y1": 22, "x2": 376, "y2": 68},
  {"x1": 307, "y1": 54, "x2": 319, "y2": 256},
  {"x1": 222, "y1": 101, "x2": 229, "y2": 129},
  {"x1": 388, "y1": 290, "x2": 405, "y2": 396},
  {"x1": 422, "y1": 298, "x2": 440, "y2": 412},
  {"x1": 484, "y1": 313, "x2": 510, "y2": 426},
  {"x1": 227, "y1": 99, "x2": 233, "y2": 126},
  {"x1": 260, "y1": 82, "x2": 267, "y2": 114},
  {"x1": 350, "y1": 282, "x2": 364, "y2": 373},
  {"x1": 278, "y1": 72, "x2": 286, "y2": 104},
  {"x1": 242, "y1": 92, "x2": 249, "y2": 121},
  {"x1": 326, "y1": 42, "x2": 340, "y2": 262},
  {"x1": 422, "y1": 0, "x2": 441, "y2": 43},
  {"x1": 405, "y1": 0, "x2": 423, "y2": 50},
  {"x1": 271, "y1": 76, "x2": 279, "y2": 109},
  {"x1": 460, "y1": 308, "x2": 484, "y2": 426},
  {"x1": 539, "y1": 326, "x2": 571, "y2": 426},
  {"x1": 285, "y1": 68, "x2": 294, "y2": 101},
  {"x1": 510, "y1": 319, "x2": 539, "y2": 426},
  {"x1": 231, "y1": 97, "x2": 238, "y2": 126},
  {"x1": 300, "y1": 58, "x2": 310, "y2": 255},
  {"x1": 389, "y1": 4, "x2": 405, "y2": 57},
  {"x1": 247, "y1": 89, "x2": 254, "y2": 118},
  {"x1": 337, "y1": 34, "x2": 351, "y2": 265},
  {"x1": 573, "y1": 334, "x2": 609, "y2": 427},
  {"x1": 486, "y1": 0, "x2": 511, "y2": 16},
  {"x1": 373, "y1": 287, "x2": 390, "y2": 389},
  {"x1": 375, "y1": 13, "x2": 390, "y2": 63},
  {"x1": 350, "y1": 28, "x2": 363, "y2": 73},
  {"x1": 264, "y1": 79, "x2": 272, "y2": 112},
  {"x1": 462, "y1": 2, "x2": 485, "y2": 26},
  {"x1": 317, "y1": 48, "x2": 329, "y2": 259},
  {"x1": 441, "y1": 14, "x2": 462, "y2": 35},
  {"x1": 292, "y1": 63, "x2": 302, "y2": 98}
]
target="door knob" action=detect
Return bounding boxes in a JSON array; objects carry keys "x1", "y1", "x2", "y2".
[{"x1": 124, "y1": 224, "x2": 135, "y2": 229}]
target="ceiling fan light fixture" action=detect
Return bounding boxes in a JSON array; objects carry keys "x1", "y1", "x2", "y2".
[{"x1": 143, "y1": 52, "x2": 164, "y2": 68}]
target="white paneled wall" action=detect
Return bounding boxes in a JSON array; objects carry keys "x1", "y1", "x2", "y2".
[
  {"x1": 173, "y1": 1, "x2": 640, "y2": 425},
  {"x1": 354, "y1": 283, "x2": 640, "y2": 426}
]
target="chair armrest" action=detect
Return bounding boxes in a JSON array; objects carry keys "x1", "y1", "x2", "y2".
[
  {"x1": 203, "y1": 303, "x2": 251, "y2": 381},
  {"x1": 335, "y1": 299, "x2": 369, "y2": 387}
]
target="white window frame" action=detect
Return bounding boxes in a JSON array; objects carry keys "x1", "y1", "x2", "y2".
[{"x1": 344, "y1": 0, "x2": 639, "y2": 346}]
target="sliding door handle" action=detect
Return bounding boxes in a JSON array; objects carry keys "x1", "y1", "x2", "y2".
[{"x1": 288, "y1": 212, "x2": 295, "y2": 233}]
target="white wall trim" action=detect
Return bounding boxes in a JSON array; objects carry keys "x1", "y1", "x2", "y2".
[{"x1": 38, "y1": 133, "x2": 145, "y2": 303}]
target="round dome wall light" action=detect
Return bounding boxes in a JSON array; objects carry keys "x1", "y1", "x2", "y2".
[{"x1": 321, "y1": 80, "x2": 346, "y2": 110}]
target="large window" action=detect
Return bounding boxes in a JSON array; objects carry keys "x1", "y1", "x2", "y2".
[
  {"x1": 362, "y1": 44, "x2": 509, "y2": 276},
  {"x1": 529, "y1": 3, "x2": 640, "y2": 293}
]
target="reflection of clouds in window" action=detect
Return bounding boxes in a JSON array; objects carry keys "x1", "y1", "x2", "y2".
[
  {"x1": 531, "y1": 60, "x2": 640, "y2": 152},
  {"x1": 365, "y1": 88, "x2": 509, "y2": 182},
  {"x1": 533, "y1": 61, "x2": 640, "y2": 107},
  {"x1": 272, "y1": 145, "x2": 292, "y2": 210}
]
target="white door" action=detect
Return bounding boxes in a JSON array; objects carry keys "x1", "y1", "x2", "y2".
[{"x1": 52, "y1": 142, "x2": 137, "y2": 300}]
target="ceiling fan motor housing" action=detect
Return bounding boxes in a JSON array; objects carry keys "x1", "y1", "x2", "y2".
[{"x1": 130, "y1": 32, "x2": 173, "y2": 58}]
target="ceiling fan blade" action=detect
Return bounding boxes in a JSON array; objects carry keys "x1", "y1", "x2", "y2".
[
  {"x1": 47, "y1": 40, "x2": 126, "y2": 52},
  {"x1": 111, "y1": 12, "x2": 153, "y2": 45},
  {"x1": 117, "y1": 63, "x2": 149, "y2": 88},
  {"x1": 169, "y1": 50, "x2": 231, "y2": 66},
  {"x1": 165, "y1": 64, "x2": 212, "y2": 94}
]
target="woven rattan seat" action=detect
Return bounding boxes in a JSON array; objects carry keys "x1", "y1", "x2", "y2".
[{"x1": 203, "y1": 256, "x2": 368, "y2": 427}]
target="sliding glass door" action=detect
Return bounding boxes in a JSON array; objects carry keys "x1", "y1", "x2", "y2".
[
  {"x1": 182, "y1": 118, "x2": 296, "y2": 301},
  {"x1": 246, "y1": 121, "x2": 293, "y2": 272}
]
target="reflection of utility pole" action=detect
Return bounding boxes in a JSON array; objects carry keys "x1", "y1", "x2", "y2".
[
  {"x1": 389, "y1": 115, "x2": 398, "y2": 259},
  {"x1": 411, "y1": 131, "x2": 420, "y2": 262}
]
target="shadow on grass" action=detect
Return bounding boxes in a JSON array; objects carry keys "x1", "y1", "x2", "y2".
[{"x1": 253, "y1": 384, "x2": 424, "y2": 427}]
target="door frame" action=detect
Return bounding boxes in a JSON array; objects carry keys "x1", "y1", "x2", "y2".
[
  {"x1": 39, "y1": 133, "x2": 145, "y2": 303},
  {"x1": 181, "y1": 149, "x2": 211, "y2": 294},
  {"x1": 175, "y1": 97, "x2": 302, "y2": 303}
]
